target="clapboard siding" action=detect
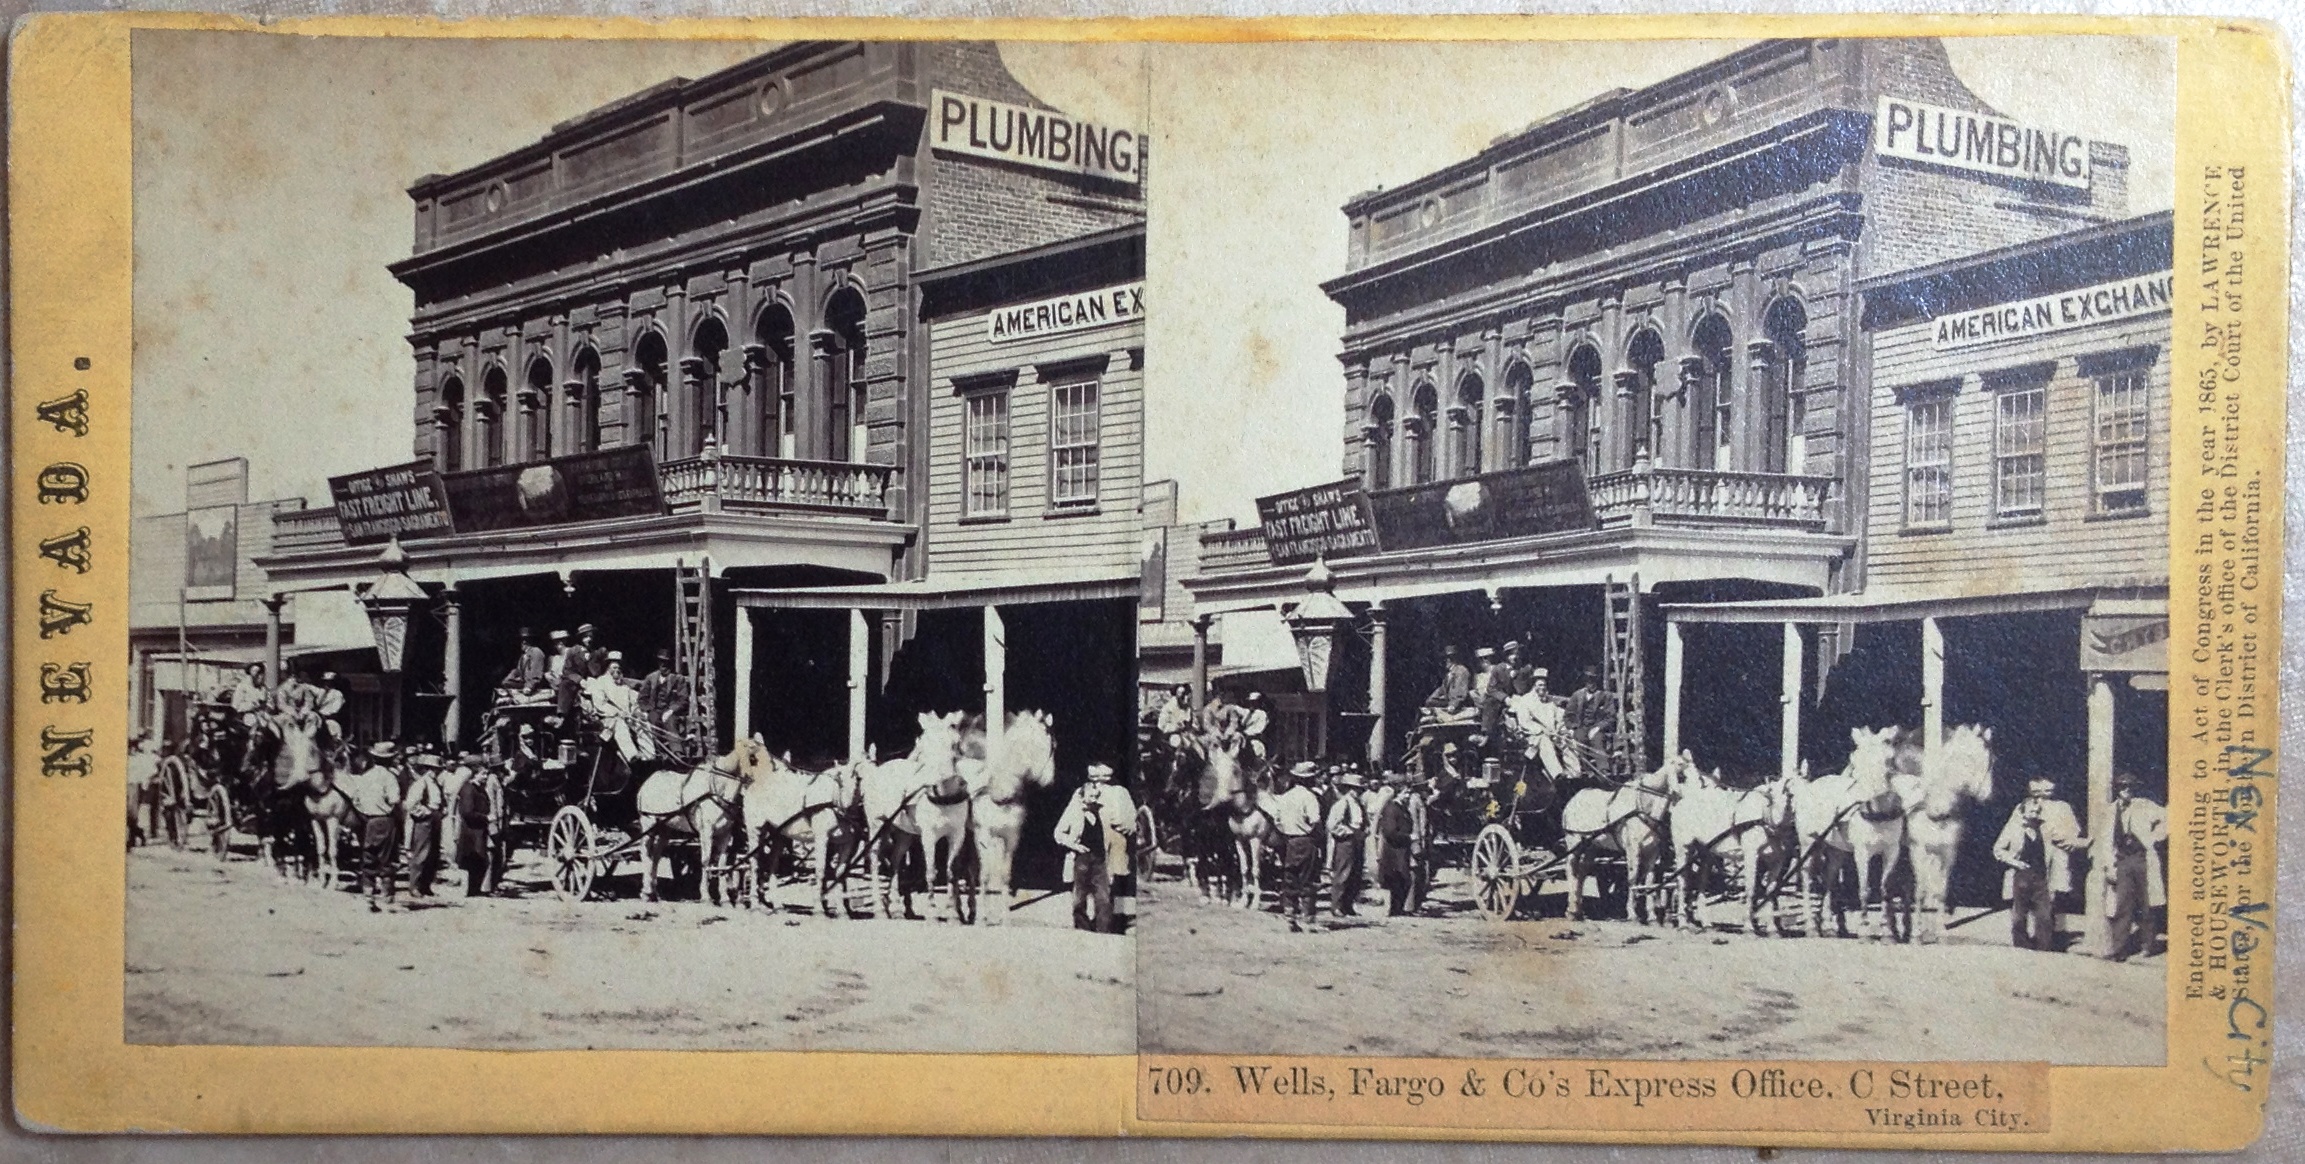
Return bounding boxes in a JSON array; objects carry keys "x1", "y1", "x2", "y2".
[
  {"x1": 927, "y1": 308, "x2": 1144, "y2": 578},
  {"x1": 1866, "y1": 311, "x2": 2170, "y2": 592}
]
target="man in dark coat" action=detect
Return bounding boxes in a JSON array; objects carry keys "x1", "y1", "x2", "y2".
[
  {"x1": 501, "y1": 627, "x2": 550, "y2": 699},
  {"x1": 455, "y1": 758, "x2": 495, "y2": 897},
  {"x1": 1376, "y1": 775, "x2": 1416, "y2": 916},
  {"x1": 1424, "y1": 645, "x2": 1474, "y2": 722}
]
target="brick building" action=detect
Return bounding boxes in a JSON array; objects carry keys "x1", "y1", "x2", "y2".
[{"x1": 256, "y1": 41, "x2": 1144, "y2": 763}]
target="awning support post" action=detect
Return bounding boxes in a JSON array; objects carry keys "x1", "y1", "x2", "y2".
[
  {"x1": 733, "y1": 607, "x2": 755, "y2": 744},
  {"x1": 1366, "y1": 603, "x2": 1389, "y2": 768},
  {"x1": 847, "y1": 608, "x2": 870, "y2": 763},
  {"x1": 440, "y1": 583, "x2": 464, "y2": 749},
  {"x1": 1190, "y1": 615, "x2": 1211, "y2": 711},
  {"x1": 1662, "y1": 619, "x2": 1684, "y2": 761},
  {"x1": 983, "y1": 604, "x2": 1007, "y2": 731},
  {"x1": 1779, "y1": 621, "x2": 1803, "y2": 782},
  {"x1": 2084, "y1": 672, "x2": 2117, "y2": 953},
  {"x1": 1920, "y1": 616, "x2": 1944, "y2": 780},
  {"x1": 262, "y1": 594, "x2": 286, "y2": 690}
]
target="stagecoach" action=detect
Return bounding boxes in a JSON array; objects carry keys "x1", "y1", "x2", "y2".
[
  {"x1": 157, "y1": 703, "x2": 277, "y2": 859},
  {"x1": 1405, "y1": 710, "x2": 1629, "y2": 922},
  {"x1": 477, "y1": 700, "x2": 711, "y2": 902}
]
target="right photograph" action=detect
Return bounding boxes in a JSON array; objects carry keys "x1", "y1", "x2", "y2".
[{"x1": 1136, "y1": 36, "x2": 2175, "y2": 1065}]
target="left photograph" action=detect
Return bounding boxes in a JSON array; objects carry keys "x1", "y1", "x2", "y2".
[{"x1": 124, "y1": 31, "x2": 1147, "y2": 1053}]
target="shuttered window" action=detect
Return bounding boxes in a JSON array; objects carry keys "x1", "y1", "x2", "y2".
[{"x1": 964, "y1": 390, "x2": 1010, "y2": 518}]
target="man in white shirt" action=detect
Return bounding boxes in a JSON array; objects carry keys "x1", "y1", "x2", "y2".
[
  {"x1": 1268, "y1": 761, "x2": 1325, "y2": 931},
  {"x1": 1054, "y1": 763, "x2": 1137, "y2": 933},
  {"x1": 1325, "y1": 769, "x2": 1369, "y2": 917},
  {"x1": 1994, "y1": 775, "x2": 2087, "y2": 952},
  {"x1": 583, "y1": 651, "x2": 655, "y2": 764},
  {"x1": 401, "y1": 752, "x2": 448, "y2": 898},
  {"x1": 341, "y1": 741, "x2": 406, "y2": 911},
  {"x1": 2098, "y1": 770, "x2": 2168, "y2": 962}
]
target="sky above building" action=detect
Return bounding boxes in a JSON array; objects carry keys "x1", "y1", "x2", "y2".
[
  {"x1": 1143, "y1": 36, "x2": 2177, "y2": 524},
  {"x1": 129, "y1": 32, "x2": 1143, "y2": 515}
]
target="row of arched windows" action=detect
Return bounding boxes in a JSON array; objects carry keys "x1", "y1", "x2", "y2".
[
  {"x1": 1357, "y1": 297, "x2": 1811, "y2": 490},
  {"x1": 429, "y1": 286, "x2": 872, "y2": 473}
]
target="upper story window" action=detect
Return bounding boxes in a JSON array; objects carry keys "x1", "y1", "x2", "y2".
[
  {"x1": 964, "y1": 389, "x2": 1011, "y2": 518},
  {"x1": 1902, "y1": 386, "x2": 1956, "y2": 529},
  {"x1": 1991, "y1": 375, "x2": 2048, "y2": 519},
  {"x1": 2092, "y1": 362, "x2": 2151, "y2": 515},
  {"x1": 1049, "y1": 379, "x2": 1101, "y2": 507}
]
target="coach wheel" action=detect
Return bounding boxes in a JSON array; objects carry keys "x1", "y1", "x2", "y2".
[
  {"x1": 1133, "y1": 806, "x2": 1160, "y2": 880},
  {"x1": 548, "y1": 805, "x2": 598, "y2": 902},
  {"x1": 160, "y1": 757, "x2": 193, "y2": 850},
  {"x1": 208, "y1": 784, "x2": 234, "y2": 860},
  {"x1": 1470, "y1": 824, "x2": 1522, "y2": 922}
]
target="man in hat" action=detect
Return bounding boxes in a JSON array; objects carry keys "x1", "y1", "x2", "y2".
[
  {"x1": 501, "y1": 627, "x2": 551, "y2": 701},
  {"x1": 552, "y1": 630, "x2": 585, "y2": 718},
  {"x1": 1565, "y1": 664, "x2": 1605, "y2": 750},
  {"x1": 342, "y1": 741, "x2": 406, "y2": 911},
  {"x1": 1198, "y1": 687, "x2": 1241, "y2": 749},
  {"x1": 584, "y1": 651, "x2": 654, "y2": 764},
  {"x1": 2098, "y1": 770, "x2": 2168, "y2": 961},
  {"x1": 1055, "y1": 763, "x2": 1137, "y2": 933},
  {"x1": 1155, "y1": 684, "x2": 1195, "y2": 749},
  {"x1": 401, "y1": 751, "x2": 448, "y2": 898},
  {"x1": 1994, "y1": 775, "x2": 2087, "y2": 952},
  {"x1": 578, "y1": 624, "x2": 608, "y2": 678},
  {"x1": 272, "y1": 667, "x2": 313, "y2": 719},
  {"x1": 1325, "y1": 768, "x2": 1370, "y2": 918},
  {"x1": 1475, "y1": 646, "x2": 1515, "y2": 756},
  {"x1": 1268, "y1": 760, "x2": 1326, "y2": 931},
  {"x1": 1376, "y1": 772, "x2": 1417, "y2": 916},
  {"x1": 637, "y1": 647, "x2": 684, "y2": 736},
  {"x1": 311, "y1": 671, "x2": 348, "y2": 749},
  {"x1": 226, "y1": 662, "x2": 271, "y2": 718},
  {"x1": 1503, "y1": 641, "x2": 1537, "y2": 696},
  {"x1": 1515, "y1": 666, "x2": 1572, "y2": 779},
  {"x1": 454, "y1": 753, "x2": 497, "y2": 897},
  {"x1": 1423, "y1": 645, "x2": 1474, "y2": 723},
  {"x1": 1238, "y1": 692, "x2": 1272, "y2": 767}
]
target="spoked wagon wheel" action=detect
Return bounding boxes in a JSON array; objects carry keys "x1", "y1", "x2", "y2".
[
  {"x1": 160, "y1": 757, "x2": 193, "y2": 850},
  {"x1": 208, "y1": 784, "x2": 234, "y2": 860},
  {"x1": 1133, "y1": 805, "x2": 1160, "y2": 880},
  {"x1": 1469, "y1": 824, "x2": 1523, "y2": 922},
  {"x1": 547, "y1": 805, "x2": 599, "y2": 902}
]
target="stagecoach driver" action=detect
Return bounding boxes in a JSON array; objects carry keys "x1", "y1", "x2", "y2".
[
  {"x1": 551, "y1": 630, "x2": 584, "y2": 718},
  {"x1": 343, "y1": 741, "x2": 407, "y2": 912},
  {"x1": 1055, "y1": 762, "x2": 1136, "y2": 934},
  {"x1": 1994, "y1": 775, "x2": 2087, "y2": 952},
  {"x1": 1270, "y1": 761, "x2": 1326, "y2": 932},
  {"x1": 226, "y1": 662, "x2": 271, "y2": 718},
  {"x1": 1424, "y1": 645, "x2": 1474, "y2": 723},
  {"x1": 501, "y1": 626, "x2": 551, "y2": 701},
  {"x1": 583, "y1": 651, "x2": 656, "y2": 764},
  {"x1": 1156, "y1": 684, "x2": 1195, "y2": 749},
  {"x1": 1474, "y1": 646, "x2": 1512, "y2": 757},
  {"x1": 312, "y1": 672, "x2": 348, "y2": 750}
]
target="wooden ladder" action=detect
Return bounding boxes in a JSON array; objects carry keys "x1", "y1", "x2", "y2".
[
  {"x1": 1602, "y1": 571, "x2": 1646, "y2": 779},
  {"x1": 674, "y1": 556, "x2": 716, "y2": 754}
]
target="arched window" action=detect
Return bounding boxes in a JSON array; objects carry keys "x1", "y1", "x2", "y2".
[
  {"x1": 1408, "y1": 381, "x2": 1439, "y2": 485},
  {"x1": 821, "y1": 288, "x2": 868, "y2": 463},
  {"x1": 751, "y1": 304, "x2": 796, "y2": 459},
  {"x1": 629, "y1": 330, "x2": 669, "y2": 460},
  {"x1": 434, "y1": 375, "x2": 465, "y2": 471},
  {"x1": 687, "y1": 315, "x2": 729, "y2": 456},
  {"x1": 479, "y1": 365, "x2": 509, "y2": 469},
  {"x1": 1691, "y1": 314, "x2": 1735, "y2": 471},
  {"x1": 569, "y1": 346, "x2": 603, "y2": 454},
  {"x1": 1761, "y1": 298, "x2": 1808, "y2": 474},
  {"x1": 1451, "y1": 373, "x2": 1484, "y2": 478},
  {"x1": 1624, "y1": 328, "x2": 1663, "y2": 469},
  {"x1": 1363, "y1": 393, "x2": 1396, "y2": 489},
  {"x1": 524, "y1": 356, "x2": 554, "y2": 462},
  {"x1": 1563, "y1": 344, "x2": 1603, "y2": 476},
  {"x1": 1502, "y1": 362, "x2": 1534, "y2": 469}
]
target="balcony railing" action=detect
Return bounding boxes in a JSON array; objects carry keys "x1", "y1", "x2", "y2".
[
  {"x1": 660, "y1": 453, "x2": 895, "y2": 518},
  {"x1": 1589, "y1": 465, "x2": 1833, "y2": 530},
  {"x1": 1196, "y1": 465, "x2": 1835, "y2": 568}
]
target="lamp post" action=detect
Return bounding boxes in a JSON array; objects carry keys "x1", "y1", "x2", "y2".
[
  {"x1": 1284, "y1": 558, "x2": 1357, "y2": 694},
  {"x1": 358, "y1": 536, "x2": 430, "y2": 674}
]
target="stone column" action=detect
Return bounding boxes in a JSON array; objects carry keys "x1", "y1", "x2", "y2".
[
  {"x1": 622, "y1": 368, "x2": 652, "y2": 455},
  {"x1": 1747, "y1": 339, "x2": 1779, "y2": 473},
  {"x1": 1675, "y1": 355, "x2": 1708, "y2": 470},
  {"x1": 440, "y1": 584, "x2": 464, "y2": 749},
  {"x1": 808, "y1": 328, "x2": 841, "y2": 462},
  {"x1": 1611, "y1": 370, "x2": 1644, "y2": 472},
  {"x1": 1366, "y1": 603, "x2": 1389, "y2": 767},
  {"x1": 1780, "y1": 621, "x2": 1804, "y2": 782}
]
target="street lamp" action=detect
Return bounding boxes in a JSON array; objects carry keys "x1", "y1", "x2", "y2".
[
  {"x1": 1284, "y1": 557, "x2": 1357, "y2": 693},
  {"x1": 358, "y1": 536, "x2": 430, "y2": 673}
]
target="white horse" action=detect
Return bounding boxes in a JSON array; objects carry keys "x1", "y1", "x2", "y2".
[
  {"x1": 858, "y1": 712, "x2": 966, "y2": 920},
  {"x1": 635, "y1": 737, "x2": 772, "y2": 905},
  {"x1": 1204, "y1": 740, "x2": 1274, "y2": 911},
  {"x1": 275, "y1": 711, "x2": 352, "y2": 888},
  {"x1": 963, "y1": 710, "x2": 1059, "y2": 924},
  {"x1": 1559, "y1": 752, "x2": 1688, "y2": 923},
  {"x1": 1666, "y1": 764, "x2": 1795, "y2": 935},
  {"x1": 1789, "y1": 726, "x2": 1905, "y2": 938},
  {"x1": 1893, "y1": 724, "x2": 1996, "y2": 943},
  {"x1": 743, "y1": 746, "x2": 861, "y2": 916}
]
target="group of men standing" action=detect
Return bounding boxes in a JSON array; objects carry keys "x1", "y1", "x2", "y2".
[
  {"x1": 1261, "y1": 759, "x2": 1431, "y2": 933},
  {"x1": 327, "y1": 740, "x2": 511, "y2": 911},
  {"x1": 1992, "y1": 769, "x2": 2169, "y2": 961}
]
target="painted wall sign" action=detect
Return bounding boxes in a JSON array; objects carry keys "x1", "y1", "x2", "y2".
[
  {"x1": 2080, "y1": 613, "x2": 2169, "y2": 674},
  {"x1": 1932, "y1": 271, "x2": 2173, "y2": 350},
  {"x1": 988, "y1": 281, "x2": 1144, "y2": 345},
  {"x1": 930, "y1": 89, "x2": 1141, "y2": 186},
  {"x1": 1874, "y1": 96, "x2": 2092, "y2": 190},
  {"x1": 1257, "y1": 480, "x2": 1382, "y2": 567},
  {"x1": 1367, "y1": 460, "x2": 1597, "y2": 553},
  {"x1": 183, "y1": 506, "x2": 239, "y2": 602},
  {"x1": 328, "y1": 460, "x2": 455, "y2": 546},
  {"x1": 439, "y1": 445, "x2": 665, "y2": 534}
]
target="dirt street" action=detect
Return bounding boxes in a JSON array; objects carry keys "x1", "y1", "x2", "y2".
[
  {"x1": 125, "y1": 845, "x2": 1134, "y2": 1053},
  {"x1": 1137, "y1": 875, "x2": 2165, "y2": 1065}
]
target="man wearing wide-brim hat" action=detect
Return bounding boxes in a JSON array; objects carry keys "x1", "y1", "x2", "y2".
[
  {"x1": 1993, "y1": 774, "x2": 2086, "y2": 952},
  {"x1": 1269, "y1": 760, "x2": 1325, "y2": 931},
  {"x1": 342, "y1": 741, "x2": 407, "y2": 911},
  {"x1": 1055, "y1": 763, "x2": 1136, "y2": 933},
  {"x1": 2097, "y1": 770, "x2": 2168, "y2": 961},
  {"x1": 1325, "y1": 769, "x2": 1370, "y2": 918}
]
